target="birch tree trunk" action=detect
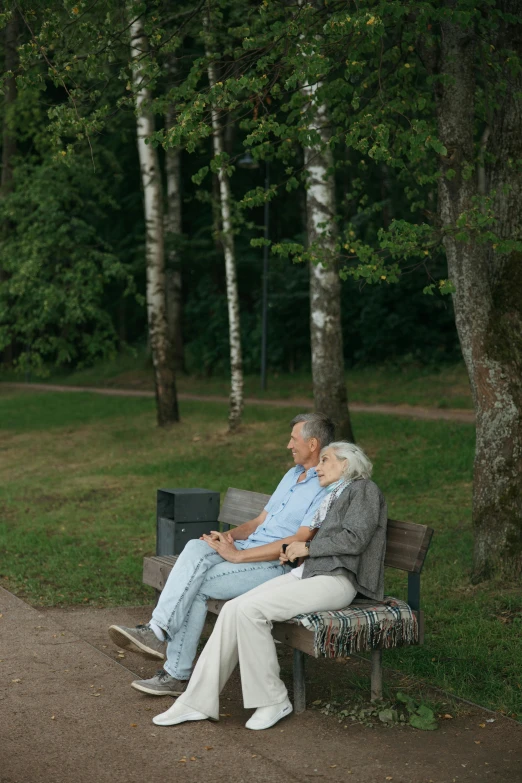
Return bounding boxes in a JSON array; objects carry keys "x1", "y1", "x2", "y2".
[
  {"x1": 129, "y1": 13, "x2": 179, "y2": 426},
  {"x1": 436, "y1": 6, "x2": 522, "y2": 580},
  {"x1": 302, "y1": 89, "x2": 354, "y2": 441},
  {"x1": 206, "y1": 45, "x2": 244, "y2": 431},
  {"x1": 164, "y1": 59, "x2": 184, "y2": 373}
]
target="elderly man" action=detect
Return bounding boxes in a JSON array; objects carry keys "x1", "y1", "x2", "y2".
[{"x1": 108, "y1": 413, "x2": 334, "y2": 697}]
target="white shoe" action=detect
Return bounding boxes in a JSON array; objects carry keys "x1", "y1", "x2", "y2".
[
  {"x1": 245, "y1": 698, "x2": 293, "y2": 731},
  {"x1": 152, "y1": 700, "x2": 209, "y2": 727}
]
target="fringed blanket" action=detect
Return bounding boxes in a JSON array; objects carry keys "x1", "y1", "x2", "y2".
[{"x1": 290, "y1": 597, "x2": 418, "y2": 658}]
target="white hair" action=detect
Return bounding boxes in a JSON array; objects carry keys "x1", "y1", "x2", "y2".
[{"x1": 321, "y1": 441, "x2": 373, "y2": 480}]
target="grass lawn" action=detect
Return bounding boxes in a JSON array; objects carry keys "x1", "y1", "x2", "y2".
[
  {"x1": 1, "y1": 351, "x2": 473, "y2": 409},
  {"x1": 1, "y1": 388, "x2": 520, "y2": 721}
]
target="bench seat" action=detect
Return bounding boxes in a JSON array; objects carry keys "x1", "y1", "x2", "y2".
[{"x1": 143, "y1": 554, "x2": 418, "y2": 656}]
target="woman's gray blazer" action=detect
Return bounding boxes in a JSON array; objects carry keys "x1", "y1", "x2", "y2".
[{"x1": 302, "y1": 479, "x2": 387, "y2": 601}]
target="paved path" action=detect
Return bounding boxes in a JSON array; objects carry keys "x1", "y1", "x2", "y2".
[
  {"x1": 2, "y1": 587, "x2": 520, "y2": 783},
  {"x1": 0, "y1": 382, "x2": 475, "y2": 423}
]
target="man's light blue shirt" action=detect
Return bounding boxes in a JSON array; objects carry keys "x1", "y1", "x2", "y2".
[{"x1": 236, "y1": 465, "x2": 327, "y2": 550}]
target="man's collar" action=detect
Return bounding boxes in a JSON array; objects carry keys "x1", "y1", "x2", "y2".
[{"x1": 295, "y1": 464, "x2": 318, "y2": 478}]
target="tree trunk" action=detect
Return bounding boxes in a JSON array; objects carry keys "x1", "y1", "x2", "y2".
[
  {"x1": 129, "y1": 12, "x2": 179, "y2": 426},
  {"x1": 1, "y1": 8, "x2": 19, "y2": 366},
  {"x1": 164, "y1": 61, "x2": 185, "y2": 373},
  {"x1": 436, "y1": 7, "x2": 522, "y2": 580},
  {"x1": 206, "y1": 43, "x2": 244, "y2": 431},
  {"x1": 302, "y1": 91, "x2": 354, "y2": 441}
]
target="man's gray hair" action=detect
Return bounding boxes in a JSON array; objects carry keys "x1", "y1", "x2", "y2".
[
  {"x1": 290, "y1": 413, "x2": 335, "y2": 448},
  {"x1": 322, "y1": 441, "x2": 373, "y2": 480}
]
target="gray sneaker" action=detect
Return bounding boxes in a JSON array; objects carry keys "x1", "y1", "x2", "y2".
[
  {"x1": 108, "y1": 623, "x2": 166, "y2": 660},
  {"x1": 131, "y1": 669, "x2": 188, "y2": 696}
]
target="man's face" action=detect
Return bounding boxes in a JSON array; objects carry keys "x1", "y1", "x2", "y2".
[{"x1": 287, "y1": 422, "x2": 314, "y2": 465}]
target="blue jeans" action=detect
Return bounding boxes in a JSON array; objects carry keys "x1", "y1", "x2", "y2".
[{"x1": 151, "y1": 538, "x2": 288, "y2": 679}]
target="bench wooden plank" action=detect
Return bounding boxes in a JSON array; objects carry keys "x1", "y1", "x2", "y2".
[
  {"x1": 218, "y1": 487, "x2": 270, "y2": 529},
  {"x1": 143, "y1": 554, "x2": 178, "y2": 590},
  {"x1": 385, "y1": 520, "x2": 433, "y2": 573}
]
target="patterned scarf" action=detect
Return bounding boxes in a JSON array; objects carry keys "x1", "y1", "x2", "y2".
[{"x1": 309, "y1": 478, "x2": 353, "y2": 531}]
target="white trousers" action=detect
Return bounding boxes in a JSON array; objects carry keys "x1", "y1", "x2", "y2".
[{"x1": 177, "y1": 572, "x2": 356, "y2": 719}]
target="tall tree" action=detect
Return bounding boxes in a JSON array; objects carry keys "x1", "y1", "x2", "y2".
[
  {"x1": 302, "y1": 84, "x2": 354, "y2": 441},
  {"x1": 129, "y1": 10, "x2": 179, "y2": 426},
  {"x1": 164, "y1": 56, "x2": 184, "y2": 373},
  {"x1": 435, "y1": 2, "x2": 522, "y2": 580},
  {"x1": 205, "y1": 20, "x2": 244, "y2": 432}
]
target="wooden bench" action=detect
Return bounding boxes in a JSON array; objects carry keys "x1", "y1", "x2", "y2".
[{"x1": 143, "y1": 488, "x2": 433, "y2": 713}]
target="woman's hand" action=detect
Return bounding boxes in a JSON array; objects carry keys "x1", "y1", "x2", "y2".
[
  {"x1": 279, "y1": 546, "x2": 289, "y2": 565},
  {"x1": 284, "y1": 541, "x2": 309, "y2": 562},
  {"x1": 202, "y1": 532, "x2": 242, "y2": 563}
]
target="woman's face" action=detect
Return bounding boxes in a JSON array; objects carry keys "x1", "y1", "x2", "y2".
[{"x1": 316, "y1": 448, "x2": 347, "y2": 487}]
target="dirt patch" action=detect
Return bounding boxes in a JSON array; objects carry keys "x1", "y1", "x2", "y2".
[{"x1": 1, "y1": 382, "x2": 476, "y2": 423}]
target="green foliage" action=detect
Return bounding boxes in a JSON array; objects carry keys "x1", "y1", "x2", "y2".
[
  {"x1": 2, "y1": 0, "x2": 521, "y2": 376},
  {"x1": 0, "y1": 152, "x2": 131, "y2": 373},
  {"x1": 396, "y1": 691, "x2": 438, "y2": 731}
]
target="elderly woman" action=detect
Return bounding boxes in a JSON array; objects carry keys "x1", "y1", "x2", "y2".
[{"x1": 152, "y1": 441, "x2": 387, "y2": 731}]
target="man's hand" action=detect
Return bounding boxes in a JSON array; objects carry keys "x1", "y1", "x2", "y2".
[
  {"x1": 202, "y1": 532, "x2": 242, "y2": 563},
  {"x1": 200, "y1": 530, "x2": 234, "y2": 543},
  {"x1": 284, "y1": 541, "x2": 309, "y2": 562}
]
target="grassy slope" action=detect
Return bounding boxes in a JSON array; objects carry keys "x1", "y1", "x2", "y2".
[
  {"x1": 2, "y1": 354, "x2": 473, "y2": 409},
  {"x1": 0, "y1": 388, "x2": 519, "y2": 719}
]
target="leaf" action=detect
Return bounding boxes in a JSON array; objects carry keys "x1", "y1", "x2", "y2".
[
  {"x1": 409, "y1": 710, "x2": 438, "y2": 731},
  {"x1": 396, "y1": 691, "x2": 416, "y2": 711},
  {"x1": 204, "y1": 746, "x2": 213, "y2": 751},
  {"x1": 417, "y1": 705, "x2": 435, "y2": 719},
  {"x1": 378, "y1": 708, "x2": 395, "y2": 724}
]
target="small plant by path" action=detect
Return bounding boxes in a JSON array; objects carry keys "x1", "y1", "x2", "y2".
[{"x1": 314, "y1": 691, "x2": 438, "y2": 731}]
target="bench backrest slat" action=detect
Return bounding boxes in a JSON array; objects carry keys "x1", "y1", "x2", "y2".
[
  {"x1": 385, "y1": 519, "x2": 433, "y2": 574},
  {"x1": 218, "y1": 487, "x2": 270, "y2": 528},
  {"x1": 218, "y1": 488, "x2": 433, "y2": 575}
]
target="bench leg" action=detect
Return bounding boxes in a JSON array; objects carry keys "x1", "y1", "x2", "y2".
[
  {"x1": 370, "y1": 649, "x2": 383, "y2": 701},
  {"x1": 293, "y1": 649, "x2": 306, "y2": 714}
]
